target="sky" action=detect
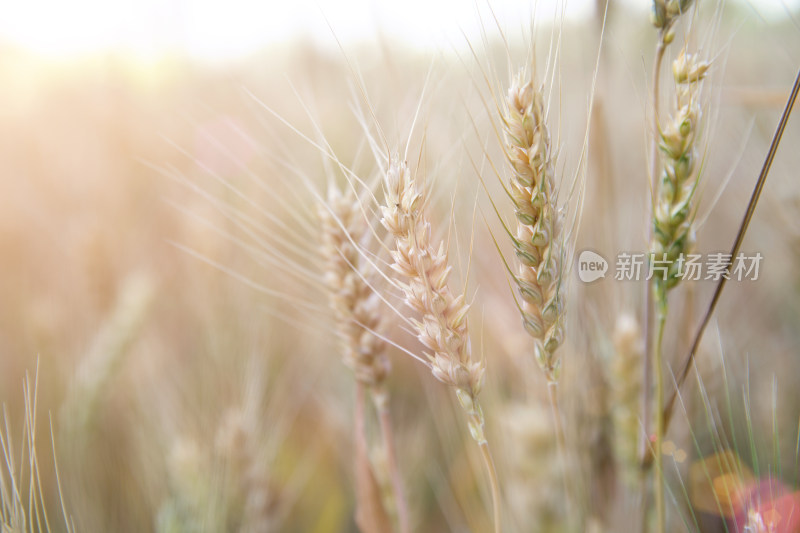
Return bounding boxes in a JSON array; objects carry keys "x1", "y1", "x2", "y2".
[{"x1": 0, "y1": 0, "x2": 797, "y2": 62}]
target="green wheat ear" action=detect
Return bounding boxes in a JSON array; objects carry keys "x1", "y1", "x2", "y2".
[{"x1": 651, "y1": 50, "x2": 710, "y2": 305}]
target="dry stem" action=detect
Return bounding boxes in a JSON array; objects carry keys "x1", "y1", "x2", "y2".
[
  {"x1": 376, "y1": 402, "x2": 410, "y2": 533},
  {"x1": 479, "y1": 440, "x2": 502, "y2": 533}
]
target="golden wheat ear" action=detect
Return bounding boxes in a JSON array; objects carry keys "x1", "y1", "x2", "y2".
[
  {"x1": 379, "y1": 155, "x2": 502, "y2": 533},
  {"x1": 501, "y1": 69, "x2": 567, "y2": 385}
]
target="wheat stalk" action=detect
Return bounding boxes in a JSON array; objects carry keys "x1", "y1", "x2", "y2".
[
  {"x1": 380, "y1": 157, "x2": 501, "y2": 533},
  {"x1": 641, "y1": 2, "x2": 696, "y2": 512},
  {"x1": 649, "y1": 48, "x2": 710, "y2": 533},
  {"x1": 499, "y1": 65, "x2": 575, "y2": 529}
]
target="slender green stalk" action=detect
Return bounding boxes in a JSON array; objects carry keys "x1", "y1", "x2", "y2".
[
  {"x1": 653, "y1": 289, "x2": 668, "y2": 533},
  {"x1": 641, "y1": 35, "x2": 667, "y2": 533},
  {"x1": 643, "y1": 6, "x2": 694, "y2": 530},
  {"x1": 642, "y1": 36, "x2": 667, "y2": 469},
  {"x1": 647, "y1": 44, "x2": 709, "y2": 533}
]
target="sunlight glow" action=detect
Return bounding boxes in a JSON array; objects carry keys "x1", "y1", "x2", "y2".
[
  {"x1": 0, "y1": 0, "x2": 796, "y2": 62},
  {"x1": 0, "y1": 0, "x2": 594, "y2": 61}
]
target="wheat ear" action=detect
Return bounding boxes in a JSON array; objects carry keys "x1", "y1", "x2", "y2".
[
  {"x1": 651, "y1": 0, "x2": 695, "y2": 39},
  {"x1": 651, "y1": 50, "x2": 709, "y2": 297},
  {"x1": 611, "y1": 314, "x2": 645, "y2": 485},
  {"x1": 320, "y1": 185, "x2": 391, "y2": 394},
  {"x1": 501, "y1": 67, "x2": 573, "y2": 529},
  {"x1": 641, "y1": 0, "x2": 696, "y2": 500},
  {"x1": 650, "y1": 49, "x2": 710, "y2": 533},
  {"x1": 319, "y1": 185, "x2": 409, "y2": 533},
  {"x1": 501, "y1": 403, "x2": 564, "y2": 529},
  {"x1": 380, "y1": 157, "x2": 501, "y2": 533},
  {"x1": 502, "y1": 70, "x2": 567, "y2": 384}
]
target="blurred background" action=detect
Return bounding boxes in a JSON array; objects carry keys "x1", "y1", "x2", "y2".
[{"x1": 1, "y1": 0, "x2": 799, "y2": 531}]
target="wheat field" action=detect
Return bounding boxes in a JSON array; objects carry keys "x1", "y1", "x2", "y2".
[{"x1": 1, "y1": 1, "x2": 799, "y2": 532}]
